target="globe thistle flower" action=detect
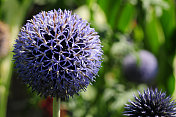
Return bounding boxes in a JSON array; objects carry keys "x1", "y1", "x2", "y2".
[
  {"x1": 13, "y1": 9, "x2": 103, "y2": 99},
  {"x1": 122, "y1": 50, "x2": 158, "y2": 83},
  {"x1": 124, "y1": 88, "x2": 176, "y2": 117}
]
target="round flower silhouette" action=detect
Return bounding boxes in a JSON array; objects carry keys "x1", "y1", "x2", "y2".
[{"x1": 13, "y1": 9, "x2": 103, "y2": 99}]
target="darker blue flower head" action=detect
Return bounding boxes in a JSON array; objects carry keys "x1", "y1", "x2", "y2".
[
  {"x1": 124, "y1": 88, "x2": 176, "y2": 116},
  {"x1": 13, "y1": 9, "x2": 103, "y2": 99}
]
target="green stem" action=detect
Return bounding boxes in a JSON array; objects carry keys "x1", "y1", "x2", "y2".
[
  {"x1": 0, "y1": 55, "x2": 13, "y2": 117},
  {"x1": 53, "y1": 98, "x2": 60, "y2": 117}
]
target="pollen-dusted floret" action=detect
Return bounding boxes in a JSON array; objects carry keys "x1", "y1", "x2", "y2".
[
  {"x1": 124, "y1": 88, "x2": 176, "y2": 117},
  {"x1": 13, "y1": 9, "x2": 103, "y2": 99}
]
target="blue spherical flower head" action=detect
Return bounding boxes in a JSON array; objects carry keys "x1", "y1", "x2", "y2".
[
  {"x1": 124, "y1": 88, "x2": 176, "y2": 116},
  {"x1": 13, "y1": 9, "x2": 103, "y2": 99}
]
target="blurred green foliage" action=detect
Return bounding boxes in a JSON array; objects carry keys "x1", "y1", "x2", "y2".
[{"x1": 0, "y1": 0, "x2": 176, "y2": 117}]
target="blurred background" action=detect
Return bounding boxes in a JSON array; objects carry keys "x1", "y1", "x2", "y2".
[{"x1": 0, "y1": 0, "x2": 176, "y2": 117}]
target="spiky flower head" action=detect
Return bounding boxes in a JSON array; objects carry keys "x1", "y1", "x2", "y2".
[
  {"x1": 13, "y1": 9, "x2": 103, "y2": 99},
  {"x1": 124, "y1": 88, "x2": 176, "y2": 117}
]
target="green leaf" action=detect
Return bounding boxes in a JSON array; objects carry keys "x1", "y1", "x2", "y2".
[
  {"x1": 160, "y1": 0, "x2": 175, "y2": 39},
  {"x1": 2, "y1": 0, "x2": 33, "y2": 26},
  {"x1": 167, "y1": 74, "x2": 175, "y2": 95},
  {"x1": 116, "y1": 3, "x2": 135, "y2": 32},
  {"x1": 133, "y1": 25, "x2": 144, "y2": 42},
  {"x1": 160, "y1": 0, "x2": 176, "y2": 53},
  {"x1": 97, "y1": 1, "x2": 135, "y2": 32},
  {"x1": 144, "y1": 10, "x2": 165, "y2": 54},
  {"x1": 97, "y1": 0, "x2": 122, "y2": 29}
]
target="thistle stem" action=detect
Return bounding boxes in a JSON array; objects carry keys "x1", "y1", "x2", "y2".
[{"x1": 53, "y1": 98, "x2": 60, "y2": 117}]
